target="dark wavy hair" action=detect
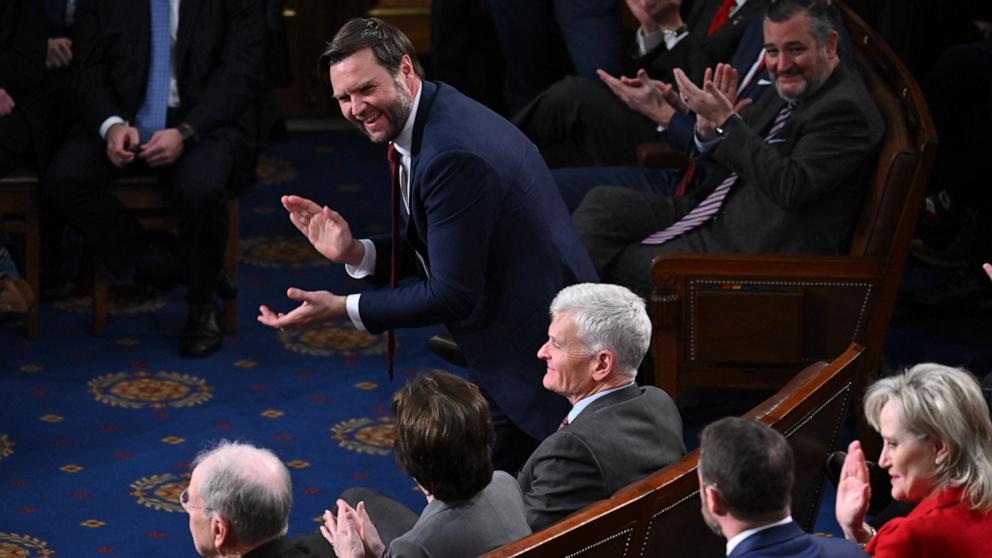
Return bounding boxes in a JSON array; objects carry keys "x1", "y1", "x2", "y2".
[
  {"x1": 319, "y1": 17, "x2": 424, "y2": 77},
  {"x1": 392, "y1": 371, "x2": 493, "y2": 502},
  {"x1": 766, "y1": 0, "x2": 837, "y2": 46}
]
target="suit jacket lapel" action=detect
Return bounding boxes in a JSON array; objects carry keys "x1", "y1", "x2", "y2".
[{"x1": 404, "y1": 80, "x2": 438, "y2": 266}]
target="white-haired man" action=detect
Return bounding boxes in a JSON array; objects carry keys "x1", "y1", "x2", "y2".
[
  {"x1": 517, "y1": 282, "x2": 686, "y2": 531},
  {"x1": 182, "y1": 441, "x2": 325, "y2": 558}
]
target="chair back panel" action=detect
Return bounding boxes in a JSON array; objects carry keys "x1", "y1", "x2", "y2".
[
  {"x1": 634, "y1": 453, "x2": 725, "y2": 557},
  {"x1": 687, "y1": 278, "x2": 874, "y2": 367}
]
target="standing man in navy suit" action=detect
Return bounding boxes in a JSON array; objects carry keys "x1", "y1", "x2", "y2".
[
  {"x1": 698, "y1": 417, "x2": 866, "y2": 557},
  {"x1": 258, "y1": 18, "x2": 598, "y2": 473}
]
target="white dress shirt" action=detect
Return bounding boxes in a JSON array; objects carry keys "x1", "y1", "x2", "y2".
[{"x1": 343, "y1": 84, "x2": 424, "y2": 331}]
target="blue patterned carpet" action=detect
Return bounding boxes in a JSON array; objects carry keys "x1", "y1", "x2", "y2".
[
  {"x1": 1, "y1": 129, "x2": 989, "y2": 557},
  {"x1": 0, "y1": 130, "x2": 448, "y2": 557}
]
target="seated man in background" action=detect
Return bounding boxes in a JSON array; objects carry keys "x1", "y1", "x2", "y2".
[
  {"x1": 43, "y1": 0, "x2": 264, "y2": 357},
  {"x1": 183, "y1": 441, "x2": 326, "y2": 557},
  {"x1": 575, "y1": 0, "x2": 884, "y2": 295},
  {"x1": 517, "y1": 282, "x2": 686, "y2": 531},
  {"x1": 698, "y1": 417, "x2": 865, "y2": 557},
  {"x1": 514, "y1": 0, "x2": 769, "y2": 168},
  {"x1": 321, "y1": 371, "x2": 531, "y2": 557}
]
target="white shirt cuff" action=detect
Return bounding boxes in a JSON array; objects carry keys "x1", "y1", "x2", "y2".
[
  {"x1": 99, "y1": 116, "x2": 127, "y2": 140},
  {"x1": 345, "y1": 239, "x2": 377, "y2": 279},
  {"x1": 345, "y1": 294, "x2": 367, "y2": 331}
]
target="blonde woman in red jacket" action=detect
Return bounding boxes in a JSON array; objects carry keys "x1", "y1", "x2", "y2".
[{"x1": 835, "y1": 363, "x2": 992, "y2": 557}]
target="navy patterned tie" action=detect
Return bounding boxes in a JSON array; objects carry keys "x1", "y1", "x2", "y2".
[
  {"x1": 135, "y1": 0, "x2": 171, "y2": 142},
  {"x1": 642, "y1": 104, "x2": 793, "y2": 245}
]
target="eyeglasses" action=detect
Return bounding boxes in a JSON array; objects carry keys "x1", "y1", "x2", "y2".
[{"x1": 180, "y1": 488, "x2": 206, "y2": 511}]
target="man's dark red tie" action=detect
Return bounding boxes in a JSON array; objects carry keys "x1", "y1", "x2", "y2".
[
  {"x1": 386, "y1": 143, "x2": 402, "y2": 382},
  {"x1": 707, "y1": 0, "x2": 737, "y2": 37}
]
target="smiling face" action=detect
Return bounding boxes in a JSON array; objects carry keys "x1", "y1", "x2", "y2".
[
  {"x1": 877, "y1": 401, "x2": 945, "y2": 503},
  {"x1": 537, "y1": 313, "x2": 599, "y2": 405},
  {"x1": 329, "y1": 48, "x2": 417, "y2": 143},
  {"x1": 763, "y1": 12, "x2": 838, "y2": 103}
]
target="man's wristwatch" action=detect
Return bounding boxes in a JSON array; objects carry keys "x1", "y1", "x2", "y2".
[{"x1": 177, "y1": 123, "x2": 198, "y2": 145}]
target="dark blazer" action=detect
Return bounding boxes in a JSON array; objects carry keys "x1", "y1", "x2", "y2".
[
  {"x1": 0, "y1": 0, "x2": 49, "y2": 168},
  {"x1": 243, "y1": 535, "x2": 322, "y2": 558},
  {"x1": 387, "y1": 471, "x2": 532, "y2": 558},
  {"x1": 638, "y1": 0, "x2": 770, "y2": 85},
  {"x1": 516, "y1": 383, "x2": 686, "y2": 531},
  {"x1": 357, "y1": 81, "x2": 599, "y2": 441},
  {"x1": 658, "y1": 63, "x2": 884, "y2": 256},
  {"x1": 730, "y1": 521, "x2": 866, "y2": 558},
  {"x1": 73, "y1": 0, "x2": 263, "y2": 186}
]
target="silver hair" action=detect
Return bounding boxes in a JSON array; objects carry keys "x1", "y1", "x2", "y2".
[
  {"x1": 549, "y1": 283, "x2": 652, "y2": 377},
  {"x1": 191, "y1": 440, "x2": 293, "y2": 545},
  {"x1": 865, "y1": 364, "x2": 992, "y2": 511}
]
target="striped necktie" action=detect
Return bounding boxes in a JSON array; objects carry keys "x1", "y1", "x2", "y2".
[
  {"x1": 135, "y1": 0, "x2": 171, "y2": 142},
  {"x1": 642, "y1": 104, "x2": 793, "y2": 245}
]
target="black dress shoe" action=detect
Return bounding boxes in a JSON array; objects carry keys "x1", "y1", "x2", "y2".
[
  {"x1": 426, "y1": 332, "x2": 467, "y2": 367},
  {"x1": 179, "y1": 303, "x2": 223, "y2": 357}
]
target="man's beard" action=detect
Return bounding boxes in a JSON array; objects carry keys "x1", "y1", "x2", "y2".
[
  {"x1": 352, "y1": 76, "x2": 414, "y2": 143},
  {"x1": 773, "y1": 62, "x2": 826, "y2": 104}
]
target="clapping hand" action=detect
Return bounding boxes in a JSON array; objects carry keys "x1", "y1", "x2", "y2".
[{"x1": 598, "y1": 68, "x2": 678, "y2": 128}]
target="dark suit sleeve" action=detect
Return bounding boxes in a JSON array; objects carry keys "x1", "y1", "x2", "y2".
[
  {"x1": 0, "y1": 0, "x2": 46, "y2": 96},
  {"x1": 73, "y1": 0, "x2": 128, "y2": 134},
  {"x1": 359, "y1": 151, "x2": 504, "y2": 331},
  {"x1": 518, "y1": 432, "x2": 606, "y2": 532},
  {"x1": 180, "y1": 0, "x2": 263, "y2": 136},
  {"x1": 712, "y1": 93, "x2": 883, "y2": 210}
]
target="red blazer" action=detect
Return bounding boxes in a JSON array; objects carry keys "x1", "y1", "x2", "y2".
[{"x1": 867, "y1": 486, "x2": 992, "y2": 557}]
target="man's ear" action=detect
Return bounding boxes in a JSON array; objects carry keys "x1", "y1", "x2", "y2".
[
  {"x1": 590, "y1": 350, "x2": 615, "y2": 381},
  {"x1": 824, "y1": 30, "x2": 839, "y2": 59},
  {"x1": 211, "y1": 514, "x2": 230, "y2": 550},
  {"x1": 704, "y1": 484, "x2": 728, "y2": 517}
]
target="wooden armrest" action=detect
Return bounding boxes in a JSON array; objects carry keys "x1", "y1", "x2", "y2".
[{"x1": 636, "y1": 143, "x2": 688, "y2": 169}]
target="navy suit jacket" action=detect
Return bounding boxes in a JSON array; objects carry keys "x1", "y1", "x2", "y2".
[
  {"x1": 358, "y1": 81, "x2": 599, "y2": 440},
  {"x1": 730, "y1": 522, "x2": 865, "y2": 558}
]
